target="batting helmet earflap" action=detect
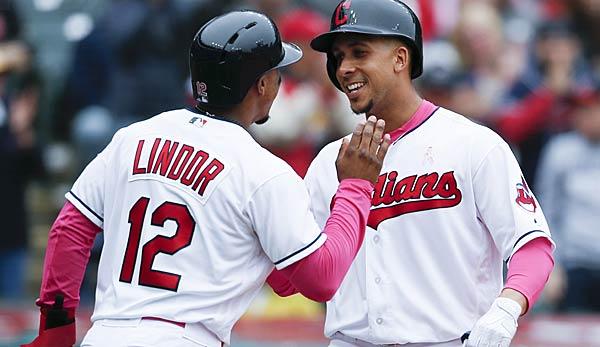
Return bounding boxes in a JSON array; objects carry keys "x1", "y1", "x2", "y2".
[
  {"x1": 310, "y1": 0, "x2": 423, "y2": 91},
  {"x1": 190, "y1": 10, "x2": 302, "y2": 108}
]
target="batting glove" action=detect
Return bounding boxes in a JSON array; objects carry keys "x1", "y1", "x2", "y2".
[
  {"x1": 464, "y1": 297, "x2": 521, "y2": 347},
  {"x1": 21, "y1": 295, "x2": 76, "y2": 347}
]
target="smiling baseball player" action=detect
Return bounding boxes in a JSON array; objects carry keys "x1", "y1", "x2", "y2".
[{"x1": 267, "y1": 1, "x2": 556, "y2": 346}]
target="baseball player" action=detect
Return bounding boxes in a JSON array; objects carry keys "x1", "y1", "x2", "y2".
[
  {"x1": 22, "y1": 10, "x2": 391, "y2": 347},
  {"x1": 267, "y1": 1, "x2": 556, "y2": 346}
]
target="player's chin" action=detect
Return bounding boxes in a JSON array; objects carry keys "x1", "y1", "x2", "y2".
[
  {"x1": 350, "y1": 99, "x2": 374, "y2": 115},
  {"x1": 255, "y1": 115, "x2": 270, "y2": 125}
]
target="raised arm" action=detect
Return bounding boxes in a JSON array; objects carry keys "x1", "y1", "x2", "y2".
[{"x1": 268, "y1": 116, "x2": 390, "y2": 302}]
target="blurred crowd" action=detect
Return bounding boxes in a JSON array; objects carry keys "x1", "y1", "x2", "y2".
[{"x1": 1, "y1": 0, "x2": 600, "y2": 315}]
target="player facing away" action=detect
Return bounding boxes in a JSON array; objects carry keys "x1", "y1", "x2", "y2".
[
  {"x1": 267, "y1": 1, "x2": 555, "y2": 347},
  {"x1": 22, "y1": 10, "x2": 392, "y2": 347}
]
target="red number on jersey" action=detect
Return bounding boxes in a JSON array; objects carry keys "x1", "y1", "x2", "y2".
[{"x1": 119, "y1": 197, "x2": 195, "y2": 291}]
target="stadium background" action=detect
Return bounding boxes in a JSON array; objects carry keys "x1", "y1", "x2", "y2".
[{"x1": 1, "y1": 0, "x2": 600, "y2": 346}]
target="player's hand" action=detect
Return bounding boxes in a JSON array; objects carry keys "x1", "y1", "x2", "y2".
[
  {"x1": 336, "y1": 115, "x2": 390, "y2": 184},
  {"x1": 464, "y1": 297, "x2": 521, "y2": 347},
  {"x1": 21, "y1": 295, "x2": 76, "y2": 347}
]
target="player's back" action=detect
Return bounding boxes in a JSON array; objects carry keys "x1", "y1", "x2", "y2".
[{"x1": 72, "y1": 108, "x2": 296, "y2": 342}]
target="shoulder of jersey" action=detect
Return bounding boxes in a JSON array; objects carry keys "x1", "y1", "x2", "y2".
[
  {"x1": 316, "y1": 136, "x2": 346, "y2": 161},
  {"x1": 435, "y1": 107, "x2": 506, "y2": 147},
  {"x1": 305, "y1": 136, "x2": 346, "y2": 178}
]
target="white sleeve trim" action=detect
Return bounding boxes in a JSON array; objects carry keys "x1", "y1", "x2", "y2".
[
  {"x1": 507, "y1": 230, "x2": 555, "y2": 264},
  {"x1": 65, "y1": 191, "x2": 104, "y2": 228},
  {"x1": 274, "y1": 232, "x2": 327, "y2": 270}
]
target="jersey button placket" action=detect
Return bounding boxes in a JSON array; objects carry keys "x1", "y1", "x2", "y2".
[{"x1": 366, "y1": 229, "x2": 387, "y2": 337}]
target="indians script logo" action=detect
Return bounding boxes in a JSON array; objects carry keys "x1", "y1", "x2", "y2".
[
  {"x1": 196, "y1": 81, "x2": 208, "y2": 103},
  {"x1": 515, "y1": 176, "x2": 536, "y2": 213},
  {"x1": 334, "y1": 0, "x2": 352, "y2": 27},
  {"x1": 330, "y1": 171, "x2": 462, "y2": 229}
]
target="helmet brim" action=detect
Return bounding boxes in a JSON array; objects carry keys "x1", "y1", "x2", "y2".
[
  {"x1": 310, "y1": 25, "x2": 388, "y2": 52},
  {"x1": 275, "y1": 42, "x2": 303, "y2": 69}
]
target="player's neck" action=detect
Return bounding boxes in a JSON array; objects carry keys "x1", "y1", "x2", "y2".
[
  {"x1": 195, "y1": 104, "x2": 247, "y2": 129},
  {"x1": 370, "y1": 88, "x2": 422, "y2": 132},
  {"x1": 226, "y1": 92, "x2": 270, "y2": 129}
]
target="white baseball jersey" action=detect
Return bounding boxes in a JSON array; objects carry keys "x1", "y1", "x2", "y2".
[
  {"x1": 304, "y1": 106, "x2": 554, "y2": 345},
  {"x1": 65, "y1": 108, "x2": 327, "y2": 344}
]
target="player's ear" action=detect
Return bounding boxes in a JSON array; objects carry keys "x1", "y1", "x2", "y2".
[
  {"x1": 256, "y1": 73, "x2": 268, "y2": 96},
  {"x1": 393, "y1": 44, "x2": 410, "y2": 74}
]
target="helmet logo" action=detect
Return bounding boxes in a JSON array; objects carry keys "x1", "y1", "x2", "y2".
[
  {"x1": 334, "y1": 0, "x2": 352, "y2": 27},
  {"x1": 196, "y1": 81, "x2": 209, "y2": 103}
]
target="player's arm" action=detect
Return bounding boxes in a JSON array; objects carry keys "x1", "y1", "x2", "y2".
[
  {"x1": 464, "y1": 238, "x2": 554, "y2": 347},
  {"x1": 21, "y1": 201, "x2": 101, "y2": 347},
  {"x1": 23, "y1": 130, "x2": 116, "y2": 347},
  {"x1": 267, "y1": 116, "x2": 390, "y2": 301},
  {"x1": 465, "y1": 140, "x2": 555, "y2": 347},
  {"x1": 269, "y1": 178, "x2": 374, "y2": 301},
  {"x1": 503, "y1": 237, "x2": 554, "y2": 314},
  {"x1": 266, "y1": 267, "x2": 298, "y2": 297}
]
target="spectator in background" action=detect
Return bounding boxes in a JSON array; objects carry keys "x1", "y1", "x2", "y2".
[
  {"x1": 417, "y1": 40, "x2": 472, "y2": 115},
  {"x1": 564, "y1": 0, "x2": 600, "y2": 77},
  {"x1": 536, "y1": 89, "x2": 600, "y2": 312},
  {"x1": 0, "y1": 0, "x2": 43, "y2": 300},
  {"x1": 493, "y1": 20, "x2": 595, "y2": 188},
  {"x1": 102, "y1": 0, "x2": 206, "y2": 124},
  {"x1": 59, "y1": 0, "x2": 229, "y2": 169},
  {"x1": 451, "y1": 1, "x2": 518, "y2": 122},
  {"x1": 250, "y1": 8, "x2": 356, "y2": 176},
  {"x1": 243, "y1": 0, "x2": 292, "y2": 19}
]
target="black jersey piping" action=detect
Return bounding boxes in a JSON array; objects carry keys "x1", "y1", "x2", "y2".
[
  {"x1": 505, "y1": 229, "x2": 549, "y2": 262},
  {"x1": 274, "y1": 232, "x2": 325, "y2": 265},
  {"x1": 68, "y1": 191, "x2": 103, "y2": 222}
]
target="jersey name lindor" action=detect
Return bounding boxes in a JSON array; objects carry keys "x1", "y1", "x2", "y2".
[{"x1": 131, "y1": 137, "x2": 225, "y2": 196}]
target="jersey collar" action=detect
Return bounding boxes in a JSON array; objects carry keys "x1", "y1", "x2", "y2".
[
  {"x1": 186, "y1": 105, "x2": 245, "y2": 129},
  {"x1": 387, "y1": 100, "x2": 439, "y2": 143}
]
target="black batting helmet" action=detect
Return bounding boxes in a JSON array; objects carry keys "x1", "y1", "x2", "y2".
[
  {"x1": 190, "y1": 10, "x2": 302, "y2": 108},
  {"x1": 310, "y1": 0, "x2": 423, "y2": 91}
]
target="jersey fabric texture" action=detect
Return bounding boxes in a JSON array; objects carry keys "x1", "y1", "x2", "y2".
[
  {"x1": 304, "y1": 103, "x2": 553, "y2": 345},
  {"x1": 65, "y1": 108, "x2": 326, "y2": 344}
]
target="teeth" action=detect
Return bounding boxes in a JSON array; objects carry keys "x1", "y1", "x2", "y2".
[{"x1": 347, "y1": 82, "x2": 365, "y2": 92}]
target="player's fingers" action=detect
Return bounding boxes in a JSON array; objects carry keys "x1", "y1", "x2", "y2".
[
  {"x1": 359, "y1": 115, "x2": 376, "y2": 152},
  {"x1": 370, "y1": 119, "x2": 385, "y2": 155},
  {"x1": 376, "y1": 133, "x2": 391, "y2": 162},
  {"x1": 348, "y1": 120, "x2": 366, "y2": 149},
  {"x1": 337, "y1": 137, "x2": 350, "y2": 162}
]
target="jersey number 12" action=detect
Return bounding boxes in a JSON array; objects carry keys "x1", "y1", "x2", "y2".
[{"x1": 119, "y1": 197, "x2": 195, "y2": 291}]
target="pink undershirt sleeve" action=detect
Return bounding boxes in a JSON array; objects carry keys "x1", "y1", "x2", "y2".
[
  {"x1": 267, "y1": 178, "x2": 372, "y2": 301},
  {"x1": 504, "y1": 237, "x2": 555, "y2": 313},
  {"x1": 36, "y1": 201, "x2": 102, "y2": 310}
]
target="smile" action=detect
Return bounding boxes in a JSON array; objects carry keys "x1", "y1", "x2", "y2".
[{"x1": 346, "y1": 82, "x2": 366, "y2": 95}]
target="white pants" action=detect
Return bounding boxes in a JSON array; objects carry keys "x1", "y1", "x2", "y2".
[
  {"x1": 81, "y1": 318, "x2": 223, "y2": 347},
  {"x1": 328, "y1": 333, "x2": 462, "y2": 347}
]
